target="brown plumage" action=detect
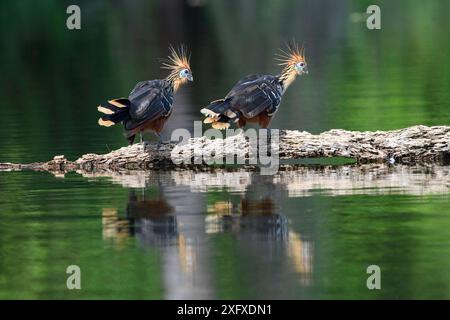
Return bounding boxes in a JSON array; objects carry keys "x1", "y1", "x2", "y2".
[
  {"x1": 97, "y1": 45, "x2": 193, "y2": 145},
  {"x1": 201, "y1": 41, "x2": 308, "y2": 130}
]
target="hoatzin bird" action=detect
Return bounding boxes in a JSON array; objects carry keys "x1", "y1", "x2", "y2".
[
  {"x1": 97, "y1": 46, "x2": 193, "y2": 145},
  {"x1": 201, "y1": 42, "x2": 307, "y2": 130}
]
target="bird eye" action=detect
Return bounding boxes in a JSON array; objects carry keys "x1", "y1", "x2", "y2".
[
  {"x1": 179, "y1": 69, "x2": 189, "y2": 77},
  {"x1": 300, "y1": 62, "x2": 305, "y2": 67}
]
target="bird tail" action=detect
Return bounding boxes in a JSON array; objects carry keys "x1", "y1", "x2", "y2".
[
  {"x1": 200, "y1": 98, "x2": 236, "y2": 130},
  {"x1": 97, "y1": 98, "x2": 131, "y2": 127}
]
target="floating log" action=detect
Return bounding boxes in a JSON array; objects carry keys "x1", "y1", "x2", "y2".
[{"x1": 0, "y1": 125, "x2": 449, "y2": 172}]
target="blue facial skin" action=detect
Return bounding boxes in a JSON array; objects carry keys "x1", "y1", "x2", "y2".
[
  {"x1": 180, "y1": 69, "x2": 194, "y2": 81},
  {"x1": 294, "y1": 62, "x2": 308, "y2": 75}
]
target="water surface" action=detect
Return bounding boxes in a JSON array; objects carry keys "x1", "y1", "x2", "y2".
[
  {"x1": 0, "y1": 165, "x2": 449, "y2": 299},
  {"x1": 0, "y1": 0, "x2": 450, "y2": 299}
]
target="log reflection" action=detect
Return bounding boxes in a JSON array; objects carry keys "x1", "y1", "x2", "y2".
[
  {"x1": 100, "y1": 172, "x2": 315, "y2": 298},
  {"x1": 85, "y1": 164, "x2": 450, "y2": 196},
  {"x1": 94, "y1": 164, "x2": 450, "y2": 296}
]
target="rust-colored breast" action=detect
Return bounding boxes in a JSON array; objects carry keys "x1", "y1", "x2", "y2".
[
  {"x1": 129, "y1": 112, "x2": 171, "y2": 135},
  {"x1": 238, "y1": 113, "x2": 272, "y2": 129}
]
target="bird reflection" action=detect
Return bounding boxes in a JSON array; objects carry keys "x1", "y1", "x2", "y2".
[
  {"x1": 204, "y1": 175, "x2": 313, "y2": 286},
  {"x1": 102, "y1": 186, "x2": 210, "y2": 299},
  {"x1": 102, "y1": 208, "x2": 131, "y2": 249},
  {"x1": 126, "y1": 190, "x2": 177, "y2": 247},
  {"x1": 125, "y1": 190, "x2": 198, "y2": 276},
  {"x1": 205, "y1": 197, "x2": 288, "y2": 241},
  {"x1": 101, "y1": 173, "x2": 314, "y2": 295},
  {"x1": 206, "y1": 210, "x2": 313, "y2": 286}
]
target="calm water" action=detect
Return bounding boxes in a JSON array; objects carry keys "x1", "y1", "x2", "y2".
[
  {"x1": 0, "y1": 0, "x2": 450, "y2": 299},
  {"x1": 0, "y1": 166, "x2": 449, "y2": 299}
]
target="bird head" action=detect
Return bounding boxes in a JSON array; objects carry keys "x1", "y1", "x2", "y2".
[
  {"x1": 162, "y1": 45, "x2": 193, "y2": 91},
  {"x1": 276, "y1": 41, "x2": 308, "y2": 76}
]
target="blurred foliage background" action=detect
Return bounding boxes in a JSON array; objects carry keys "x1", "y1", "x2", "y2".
[
  {"x1": 0, "y1": 0, "x2": 450, "y2": 300},
  {"x1": 0, "y1": 0, "x2": 449, "y2": 163}
]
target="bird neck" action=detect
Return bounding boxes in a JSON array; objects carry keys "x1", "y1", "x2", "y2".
[
  {"x1": 277, "y1": 66, "x2": 297, "y2": 92},
  {"x1": 172, "y1": 79, "x2": 181, "y2": 93},
  {"x1": 166, "y1": 77, "x2": 184, "y2": 93},
  {"x1": 166, "y1": 68, "x2": 190, "y2": 93}
]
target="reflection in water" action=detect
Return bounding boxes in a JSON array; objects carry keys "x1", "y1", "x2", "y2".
[
  {"x1": 1, "y1": 0, "x2": 450, "y2": 299},
  {"x1": 94, "y1": 164, "x2": 449, "y2": 298},
  {"x1": 127, "y1": 190, "x2": 176, "y2": 247},
  {"x1": 288, "y1": 232, "x2": 313, "y2": 286},
  {"x1": 104, "y1": 186, "x2": 212, "y2": 299},
  {"x1": 102, "y1": 208, "x2": 131, "y2": 249},
  {"x1": 204, "y1": 194, "x2": 313, "y2": 286},
  {"x1": 85, "y1": 164, "x2": 450, "y2": 196},
  {"x1": 101, "y1": 173, "x2": 314, "y2": 298}
]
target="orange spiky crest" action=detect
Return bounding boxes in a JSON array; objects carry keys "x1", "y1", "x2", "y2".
[
  {"x1": 275, "y1": 40, "x2": 306, "y2": 89},
  {"x1": 161, "y1": 45, "x2": 191, "y2": 92}
]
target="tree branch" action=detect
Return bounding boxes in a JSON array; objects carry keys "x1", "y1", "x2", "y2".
[{"x1": 0, "y1": 125, "x2": 448, "y2": 172}]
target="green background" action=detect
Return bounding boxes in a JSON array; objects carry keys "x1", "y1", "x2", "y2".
[{"x1": 0, "y1": 0, "x2": 449, "y2": 299}]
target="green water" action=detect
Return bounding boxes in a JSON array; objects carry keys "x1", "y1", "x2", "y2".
[
  {"x1": 0, "y1": 168, "x2": 449, "y2": 299},
  {"x1": 0, "y1": 0, "x2": 450, "y2": 299}
]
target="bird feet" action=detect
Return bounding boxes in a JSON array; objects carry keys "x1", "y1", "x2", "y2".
[
  {"x1": 140, "y1": 140, "x2": 164, "y2": 151},
  {"x1": 157, "y1": 139, "x2": 170, "y2": 150},
  {"x1": 156, "y1": 134, "x2": 164, "y2": 150},
  {"x1": 140, "y1": 141, "x2": 149, "y2": 151},
  {"x1": 138, "y1": 133, "x2": 164, "y2": 150}
]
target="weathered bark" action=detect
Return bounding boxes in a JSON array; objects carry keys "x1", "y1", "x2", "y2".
[{"x1": 0, "y1": 125, "x2": 449, "y2": 172}]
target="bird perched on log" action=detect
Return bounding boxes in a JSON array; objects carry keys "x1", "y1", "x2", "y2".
[
  {"x1": 97, "y1": 45, "x2": 193, "y2": 145},
  {"x1": 200, "y1": 42, "x2": 307, "y2": 130}
]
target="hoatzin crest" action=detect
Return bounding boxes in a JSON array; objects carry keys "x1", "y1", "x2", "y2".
[
  {"x1": 98, "y1": 45, "x2": 193, "y2": 145},
  {"x1": 201, "y1": 41, "x2": 307, "y2": 130}
]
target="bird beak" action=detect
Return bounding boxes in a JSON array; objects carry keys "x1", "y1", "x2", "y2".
[
  {"x1": 187, "y1": 74, "x2": 194, "y2": 82},
  {"x1": 303, "y1": 66, "x2": 309, "y2": 75}
]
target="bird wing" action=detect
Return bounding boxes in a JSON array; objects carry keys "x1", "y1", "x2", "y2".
[
  {"x1": 227, "y1": 75, "x2": 282, "y2": 118},
  {"x1": 124, "y1": 80, "x2": 173, "y2": 131},
  {"x1": 226, "y1": 74, "x2": 261, "y2": 98},
  {"x1": 129, "y1": 80, "x2": 149, "y2": 97}
]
